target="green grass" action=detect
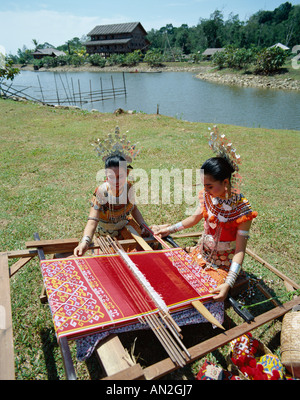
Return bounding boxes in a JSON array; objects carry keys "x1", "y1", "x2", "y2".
[{"x1": 1, "y1": 98, "x2": 299, "y2": 379}]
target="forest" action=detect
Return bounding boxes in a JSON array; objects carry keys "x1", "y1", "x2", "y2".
[{"x1": 146, "y1": 2, "x2": 300, "y2": 55}]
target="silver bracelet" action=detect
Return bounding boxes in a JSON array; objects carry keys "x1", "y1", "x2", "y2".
[
  {"x1": 81, "y1": 235, "x2": 92, "y2": 245},
  {"x1": 168, "y1": 222, "x2": 184, "y2": 234},
  {"x1": 225, "y1": 262, "x2": 241, "y2": 288},
  {"x1": 88, "y1": 217, "x2": 100, "y2": 222},
  {"x1": 237, "y1": 230, "x2": 250, "y2": 239}
]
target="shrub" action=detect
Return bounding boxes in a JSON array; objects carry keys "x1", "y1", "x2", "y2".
[
  {"x1": 123, "y1": 50, "x2": 142, "y2": 66},
  {"x1": 42, "y1": 56, "x2": 58, "y2": 68},
  {"x1": 88, "y1": 54, "x2": 106, "y2": 67},
  {"x1": 254, "y1": 47, "x2": 288, "y2": 75},
  {"x1": 213, "y1": 46, "x2": 256, "y2": 70},
  {"x1": 106, "y1": 53, "x2": 125, "y2": 66},
  {"x1": 144, "y1": 49, "x2": 164, "y2": 67}
]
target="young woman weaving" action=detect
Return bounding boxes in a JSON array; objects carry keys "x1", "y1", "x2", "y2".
[
  {"x1": 74, "y1": 128, "x2": 148, "y2": 257},
  {"x1": 152, "y1": 127, "x2": 257, "y2": 302}
]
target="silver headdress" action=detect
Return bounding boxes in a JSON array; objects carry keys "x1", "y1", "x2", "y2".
[
  {"x1": 208, "y1": 126, "x2": 242, "y2": 193},
  {"x1": 93, "y1": 127, "x2": 141, "y2": 163},
  {"x1": 208, "y1": 126, "x2": 241, "y2": 172}
]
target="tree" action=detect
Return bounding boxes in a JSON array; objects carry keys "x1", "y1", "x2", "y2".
[
  {"x1": 201, "y1": 10, "x2": 224, "y2": 48},
  {"x1": 0, "y1": 58, "x2": 20, "y2": 84}
]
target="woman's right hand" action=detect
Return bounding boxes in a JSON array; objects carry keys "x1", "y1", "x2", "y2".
[
  {"x1": 73, "y1": 242, "x2": 89, "y2": 257},
  {"x1": 150, "y1": 224, "x2": 171, "y2": 238}
]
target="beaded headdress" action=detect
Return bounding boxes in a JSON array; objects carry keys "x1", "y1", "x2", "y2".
[
  {"x1": 93, "y1": 127, "x2": 141, "y2": 163},
  {"x1": 208, "y1": 126, "x2": 242, "y2": 194}
]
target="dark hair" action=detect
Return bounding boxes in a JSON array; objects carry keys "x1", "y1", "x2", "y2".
[
  {"x1": 105, "y1": 154, "x2": 127, "y2": 169},
  {"x1": 201, "y1": 157, "x2": 235, "y2": 182}
]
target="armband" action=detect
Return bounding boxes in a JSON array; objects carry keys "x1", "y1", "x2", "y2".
[
  {"x1": 88, "y1": 217, "x2": 100, "y2": 222},
  {"x1": 168, "y1": 222, "x2": 184, "y2": 234},
  {"x1": 237, "y1": 230, "x2": 250, "y2": 239},
  {"x1": 225, "y1": 262, "x2": 241, "y2": 288}
]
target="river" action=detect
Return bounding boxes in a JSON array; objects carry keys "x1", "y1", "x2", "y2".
[{"x1": 8, "y1": 70, "x2": 300, "y2": 130}]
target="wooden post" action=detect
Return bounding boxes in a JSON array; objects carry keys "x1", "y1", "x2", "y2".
[
  {"x1": 37, "y1": 75, "x2": 45, "y2": 103},
  {"x1": 0, "y1": 253, "x2": 15, "y2": 380},
  {"x1": 53, "y1": 73, "x2": 60, "y2": 105},
  {"x1": 78, "y1": 79, "x2": 82, "y2": 107},
  {"x1": 111, "y1": 75, "x2": 116, "y2": 100},
  {"x1": 89, "y1": 79, "x2": 93, "y2": 106},
  {"x1": 100, "y1": 78, "x2": 104, "y2": 101},
  {"x1": 71, "y1": 78, "x2": 76, "y2": 105},
  {"x1": 122, "y1": 72, "x2": 127, "y2": 97}
]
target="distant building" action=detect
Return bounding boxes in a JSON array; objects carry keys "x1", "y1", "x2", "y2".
[
  {"x1": 32, "y1": 48, "x2": 66, "y2": 59},
  {"x1": 85, "y1": 22, "x2": 150, "y2": 57},
  {"x1": 202, "y1": 48, "x2": 225, "y2": 59}
]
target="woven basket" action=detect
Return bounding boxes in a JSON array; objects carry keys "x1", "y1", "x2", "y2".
[{"x1": 281, "y1": 310, "x2": 300, "y2": 378}]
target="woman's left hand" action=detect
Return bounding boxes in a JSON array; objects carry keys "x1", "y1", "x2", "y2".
[{"x1": 210, "y1": 283, "x2": 230, "y2": 302}]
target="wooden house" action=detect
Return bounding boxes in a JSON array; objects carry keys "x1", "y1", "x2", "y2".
[
  {"x1": 202, "y1": 48, "x2": 225, "y2": 59},
  {"x1": 85, "y1": 22, "x2": 149, "y2": 57},
  {"x1": 32, "y1": 48, "x2": 66, "y2": 59}
]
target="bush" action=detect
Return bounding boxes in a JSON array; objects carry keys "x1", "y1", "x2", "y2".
[
  {"x1": 254, "y1": 47, "x2": 288, "y2": 75},
  {"x1": 88, "y1": 54, "x2": 106, "y2": 67},
  {"x1": 42, "y1": 56, "x2": 58, "y2": 68},
  {"x1": 213, "y1": 46, "x2": 256, "y2": 70},
  {"x1": 123, "y1": 50, "x2": 142, "y2": 66},
  {"x1": 144, "y1": 49, "x2": 164, "y2": 67},
  {"x1": 106, "y1": 53, "x2": 125, "y2": 66},
  {"x1": 56, "y1": 55, "x2": 68, "y2": 66}
]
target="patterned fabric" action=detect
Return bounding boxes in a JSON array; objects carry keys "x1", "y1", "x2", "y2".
[{"x1": 257, "y1": 354, "x2": 284, "y2": 379}]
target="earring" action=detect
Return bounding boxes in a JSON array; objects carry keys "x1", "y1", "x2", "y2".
[{"x1": 225, "y1": 185, "x2": 228, "y2": 200}]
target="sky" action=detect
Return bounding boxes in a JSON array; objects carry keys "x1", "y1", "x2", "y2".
[{"x1": 1, "y1": 0, "x2": 299, "y2": 55}]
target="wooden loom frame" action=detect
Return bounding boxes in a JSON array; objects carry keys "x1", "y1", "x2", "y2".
[{"x1": 1, "y1": 230, "x2": 299, "y2": 380}]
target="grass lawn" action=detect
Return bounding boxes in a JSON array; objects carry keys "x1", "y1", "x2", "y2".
[{"x1": 0, "y1": 98, "x2": 299, "y2": 379}]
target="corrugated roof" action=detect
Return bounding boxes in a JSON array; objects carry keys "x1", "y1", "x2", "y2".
[
  {"x1": 87, "y1": 22, "x2": 143, "y2": 36},
  {"x1": 202, "y1": 48, "x2": 225, "y2": 56},
  {"x1": 32, "y1": 48, "x2": 66, "y2": 56}
]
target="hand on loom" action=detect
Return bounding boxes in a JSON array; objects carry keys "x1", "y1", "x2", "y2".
[
  {"x1": 210, "y1": 282, "x2": 230, "y2": 302},
  {"x1": 150, "y1": 224, "x2": 171, "y2": 238},
  {"x1": 74, "y1": 242, "x2": 89, "y2": 257}
]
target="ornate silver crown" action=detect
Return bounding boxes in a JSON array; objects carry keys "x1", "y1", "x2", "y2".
[
  {"x1": 208, "y1": 126, "x2": 241, "y2": 172},
  {"x1": 93, "y1": 127, "x2": 141, "y2": 163}
]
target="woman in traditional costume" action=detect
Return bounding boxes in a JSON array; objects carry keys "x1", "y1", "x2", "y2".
[
  {"x1": 152, "y1": 126, "x2": 258, "y2": 302},
  {"x1": 74, "y1": 127, "x2": 148, "y2": 257}
]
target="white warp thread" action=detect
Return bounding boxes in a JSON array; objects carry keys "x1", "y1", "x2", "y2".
[{"x1": 117, "y1": 247, "x2": 169, "y2": 313}]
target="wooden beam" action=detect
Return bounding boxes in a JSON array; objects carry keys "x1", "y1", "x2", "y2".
[
  {"x1": 9, "y1": 256, "x2": 33, "y2": 278},
  {"x1": 246, "y1": 248, "x2": 300, "y2": 290},
  {"x1": 0, "y1": 253, "x2": 15, "y2": 380},
  {"x1": 143, "y1": 296, "x2": 300, "y2": 380},
  {"x1": 125, "y1": 225, "x2": 153, "y2": 251},
  {"x1": 25, "y1": 238, "x2": 79, "y2": 255},
  {"x1": 101, "y1": 363, "x2": 145, "y2": 380},
  {"x1": 2, "y1": 249, "x2": 38, "y2": 259},
  {"x1": 96, "y1": 334, "x2": 137, "y2": 377}
]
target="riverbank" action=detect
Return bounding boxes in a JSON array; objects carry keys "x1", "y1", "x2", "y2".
[
  {"x1": 196, "y1": 70, "x2": 300, "y2": 91},
  {"x1": 18, "y1": 61, "x2": 300, "y2": 91},
  {"x1": 19, "y1": 62, "x2": 209, "y2": 74}
]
